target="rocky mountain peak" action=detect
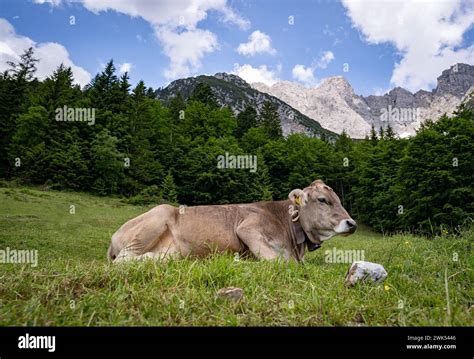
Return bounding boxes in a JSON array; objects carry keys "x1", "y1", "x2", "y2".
[
  {"x1": 157, "y1": 63, "x2": 473, "y2": 140},
  {"x1": 386, "y1": 86, "x2": 415, "y2": 107},
  {"x1": 435, "y1": 63, "x2": 474, "y2": 97},
  {"x1": 250, "y1": 63, "x2": 473, "y2": 139},
  {"x1": 213, "y1": 72, "x2": 249, "y2": 88},
  {"x1": 155, "y1": 72, "x2": 337, "y2": 139},
  {"x1": 318, "y1": 76, "x2": 354, "y2": 96}
]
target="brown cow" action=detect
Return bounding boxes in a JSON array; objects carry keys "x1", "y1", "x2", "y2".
[{"x1": 108, "y1": 179, "x2": 357, "y2": 263}]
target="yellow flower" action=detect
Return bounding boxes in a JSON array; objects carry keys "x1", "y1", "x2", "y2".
[{"x1": 384, "y1": 284, "x2": 391, "y2": 291}]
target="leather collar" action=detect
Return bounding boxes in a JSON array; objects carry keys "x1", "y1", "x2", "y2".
[{"x1": 292, "y1": 221, "x2": 321, "y2": 252}]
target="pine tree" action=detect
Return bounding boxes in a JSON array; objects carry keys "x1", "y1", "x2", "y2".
[
  {"x1": 385, "y1": 124, "x2": 396, "y2": 140},
  {"x1": 235, "y1": 105, "x2": 257, "y2": 138},
  {"x1": 169, "y1": 93, "x2": 185, "y2": 121},
  {"x1": 161, "y1": 171, "x2": 178, "y2": 203},
  {"x1": 41, "y1": 64, "x2": 77, "y2": 114},
  {"x1": 6, "y1": 47, "x2": 38, "y2": 81},
  {"x1": 0, "y1": 47, "x2": 39, "y2": 177},
  {"x1": 90, "y1": 129, "x2": 124, "y2": 195},
  {"x1": 259, "y1": 101, "x2": 282, "y2": 139},
  {"x1": 120, "y1": 80, "x2": 163, "y2": 194},
  {"x1": 9, "y1": 106, "x2": 50, "y2": 183},
  {"x1": 378, "y1": 126, "x2": 385, "y2": 140},
  {"x1": 334, "y1": 129, "x2": 352, "y2": 153},
  {"x1": 247, "y1": 155, "x2": 273, "y2": 201},
  {"x1": 189, "y1": 82, "x2": 218, "y2": 108},
  {"x1": 370, "y1": 124, "x2": 378, "y2": 144},
  {"x1": 86, "y1": 59, "x2": 122, "y2": 112}
]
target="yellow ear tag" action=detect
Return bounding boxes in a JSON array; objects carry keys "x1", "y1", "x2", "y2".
[{"x1": 295, "y1": 196, "x2": 301, "y2": 206}]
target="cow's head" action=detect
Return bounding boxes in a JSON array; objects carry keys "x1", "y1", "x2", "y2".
[{"x1": 289, "y1": 180, "x2": 357, "y2": 247}]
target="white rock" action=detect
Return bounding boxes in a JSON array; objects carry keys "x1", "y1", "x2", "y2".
[
  {"x1": 345, "y1": 261, "x2": 388, "y2": 287},
  {"x1": 217, "y1": 287, "x2": 244, "y2": 302}
]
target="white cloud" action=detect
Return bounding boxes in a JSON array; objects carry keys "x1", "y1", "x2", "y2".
[
  {"x1": 292, "y1": 64, "x2": 315, "y2": 85},
  {"x1": 156, "y1": 28, "x2": 218, "y2": 80},
  {"x1": 34, "y1": 0, "x2": 250, "y2": 80},
  {"x1": 118, "y1": 62, "x2": 133, "y2": 74},
  {"x1": 232, "y1": 63, "x2": 280, "y2": 85},
  {"x1": 373, "y1": 86, "x2": 391, "y2": 96},
  {"x1": 0, "y1": 18, "x2": 91, "y2": 86},
  {"x1": 80, "y1": 0, "x2": 249, "y2": 31},
  {"x1": 291, "y1": 51, "x2": 334, "y2": 86},
  {"x1": 342, "y1": 0, "x2": 474, "y2": 91},
  {"x1": 236, "y1": 30, "x2": 276, "y2": 56},
  {"x1": 219, "y1": 6, "x2": 251, "y2": 30},
  {"x1": 33, "y1": 0, "x2": 62, "y2": 5},
  {"x1": 316, "y1": 50, "x2": 334, "y2": 69}
]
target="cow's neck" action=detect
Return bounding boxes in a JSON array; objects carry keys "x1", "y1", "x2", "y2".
[{"x1": 290, "y1": 215, "x2": 321, "y2": 261}]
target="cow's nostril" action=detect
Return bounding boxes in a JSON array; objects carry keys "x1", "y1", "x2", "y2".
[{"x1": 346, "y1": 219, "x2": 357, "y2": 231}]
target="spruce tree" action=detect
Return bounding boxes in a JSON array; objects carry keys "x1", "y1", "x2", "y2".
[
  {"x1": 235, "y1": 105, "x2": 257, "y2": 138},
  {"x1": 189, "y1": 83, "x2": 218, "y2": 108},
  {"x1": 259, "y1": 101, "x2": 282, "y2": 139},
  {"x1": 161, "y1": 171, "x2": 178, "y2": 203},
  {"x1": 90, "y1": 129, "x2": 124, "y2": 195},
  {"x1": 370, "y1": 124, "x2": 378, "y2": 144}
]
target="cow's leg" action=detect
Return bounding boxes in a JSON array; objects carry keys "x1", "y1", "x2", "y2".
[
  {"x1": 147, "y1": 242, "x2": 181, "y2": 262},
  {"x1": 114, "y1": 248, "x2": 179, "y2": 263},
  {"x1": 236, "y1": 217, "x2": 290, "y2": 261},
  {"x1": 114, "y1": 246, "x2": 139, "y2": 262},
  {"x1": 109, "y1": 204, "x2": 177, "y2": 261},
  {"x1": 114, "y1": 231, "x2": 181, "y2": 264}
]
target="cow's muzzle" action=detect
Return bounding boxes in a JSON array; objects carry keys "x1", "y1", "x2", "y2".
[
  {"x1": 335, "y1": 219, "x2": 357, "y2": 235},
  {"x1": 345, "y1": 219, "x2": 357, "y2": 233}
]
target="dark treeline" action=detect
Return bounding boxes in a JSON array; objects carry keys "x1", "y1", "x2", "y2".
[{"x1": 1, "y1": 48, "x2": 473, "y2": 235}]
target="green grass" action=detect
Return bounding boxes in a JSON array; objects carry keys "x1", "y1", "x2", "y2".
[{"x1": 0, "y1": 186, "x2": 472, "y2": 326}]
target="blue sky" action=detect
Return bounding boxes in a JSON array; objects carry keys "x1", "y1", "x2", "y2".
[{"x1": 0, "y1": 0, "x2": 473, "y2": 96}]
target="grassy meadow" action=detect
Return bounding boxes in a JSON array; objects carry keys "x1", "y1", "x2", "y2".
[{"x1": 0, "y1": 185, "x2": 472, "y2": 326}]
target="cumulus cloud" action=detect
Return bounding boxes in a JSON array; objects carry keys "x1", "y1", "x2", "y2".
[
  {"x1": 232, "y1": 63, "x2": 280, "y2": 85},
  {"x1": 291, "y1": 51, "x2": 335, "y2": 86},
  {"x1": 35, "y1": 0, "x2": 250, "y2": 80},
  {"x1": 236, "y1": 30, "x2": 276, "y2": 56},
  {"x1": 156, "y1": 28, "x2": 218, "y2": 79},
  {"x1": 316, "y1": 50, "x2": 335, "y2": 69},
  {"x1": 292, "y1": 64, "x2": 316, "y2": 85},
  {"x1": 79, "y1": 0, "x2": 249, "y2": 31},
  {"x1": 33, "y1": 0, "x2": 62, "y2": 5},
  {"x1": 0, "y1": 18, "x2": 91, "y2": 86},
  {"x1": 342, "y1": 0, "x2": 474, "y2": 91},
  {"x1": 118, "y1": 62, "x2": 133, "y2": 74}
]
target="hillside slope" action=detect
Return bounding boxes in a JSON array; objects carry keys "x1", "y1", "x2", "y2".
[
  {"x1": 156, "y1": 73, "x2": 338, "y2": 139},
  {"x1": 0, "y1": 186, "x2": 472, "y2": 326}
]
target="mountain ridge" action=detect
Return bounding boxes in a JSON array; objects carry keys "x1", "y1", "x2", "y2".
[
  {"x1": 156, "y1": 63, "x2": 474, "y2": 139},
  {"x1": 156, "y1": 73, "x2": 338, "y2": 139},
  {"x1": 254, "y1": 63, "x2": 474, "y2": 138}
]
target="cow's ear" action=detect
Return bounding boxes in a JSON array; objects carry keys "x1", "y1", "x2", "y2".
[{"x1": 289, "y1": 189, "x2": 307, "y2": 207}]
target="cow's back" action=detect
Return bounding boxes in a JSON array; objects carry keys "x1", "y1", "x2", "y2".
[{"x1": 171, "y1": 204, "x2": 246, "y2": 256}]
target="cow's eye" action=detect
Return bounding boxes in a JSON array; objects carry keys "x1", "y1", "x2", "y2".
[{"x1": 318, "y1": 197, "x2": 327, "y2": 204}]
